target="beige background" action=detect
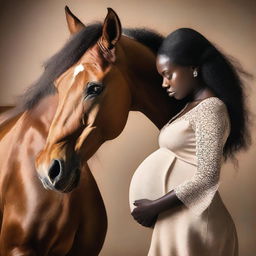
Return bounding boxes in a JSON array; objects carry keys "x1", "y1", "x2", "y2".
[{"x1": 0, "y1": 0, "x2": 255, "y2": 255}]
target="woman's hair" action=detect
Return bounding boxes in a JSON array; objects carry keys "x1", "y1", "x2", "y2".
[{"x1": 158, "y1": 27, "x2": 254, "y2": 168}]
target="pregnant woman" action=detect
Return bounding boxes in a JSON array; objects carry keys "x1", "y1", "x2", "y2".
[{"x1": 129, "y1": 28, "x2": 252, "y2": 255}]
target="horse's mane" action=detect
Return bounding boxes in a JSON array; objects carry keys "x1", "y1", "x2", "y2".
[
  {"x1": 122, "y1": 27, "x2": 164, "y2": 54},
  {"x1": 1, "y1": 22, "x2": 164, "y2": 125}
]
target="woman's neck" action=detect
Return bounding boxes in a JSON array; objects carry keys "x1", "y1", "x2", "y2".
[{"x1": 190, "y1": 86, "x2": 216, "y2": 102}]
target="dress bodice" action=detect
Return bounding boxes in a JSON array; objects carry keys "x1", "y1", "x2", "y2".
[
  {"x1": 158, "y1": 118, "x2": 197, "y2": 165},
  {"x1": 158, "y1": 97, "x2": 230, "y2": 166}
]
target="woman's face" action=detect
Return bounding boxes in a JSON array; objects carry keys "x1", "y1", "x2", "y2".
[{"x1": 156, "y1": 54, "x2": 199, "y2": 100}]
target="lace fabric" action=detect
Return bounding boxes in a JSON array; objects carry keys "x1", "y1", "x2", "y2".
[{"x1": 172, "y1": 97, "x2": 231, "y2": 215}]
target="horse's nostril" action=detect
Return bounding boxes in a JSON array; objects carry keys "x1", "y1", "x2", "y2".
[{"x1": 48, "y1": 159, "x2": 63, "y2": 183}]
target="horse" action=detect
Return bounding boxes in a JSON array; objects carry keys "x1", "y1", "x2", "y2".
[
  {"x1": 0, "y1": 6, "x2": 187, "y2": 255},
  {"x1": 35, "y1": 6, "x2": 188, "y2": 194},
  {"x1": 0, "y1": 8, "x2": 108, "y2": 254}
]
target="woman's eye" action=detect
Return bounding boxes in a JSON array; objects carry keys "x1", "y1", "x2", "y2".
[
  {"x1": 85, "y1": 82, "x2": 104, "y2": 99},
  {"x1": 166, "y1": 74, "x2": 172, "y2": 80},
  {"x1": 162, "y1": 71, "x2": 172, "y2": 80}
]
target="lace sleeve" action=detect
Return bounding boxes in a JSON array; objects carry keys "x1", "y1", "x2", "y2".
[{"x1": 173, "y1": 99, "x2": 230, "y2": 216}]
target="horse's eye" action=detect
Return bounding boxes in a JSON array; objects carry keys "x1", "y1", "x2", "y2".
[{"x1": 85, "y1": 82, "x2": 104, "y2": 99}]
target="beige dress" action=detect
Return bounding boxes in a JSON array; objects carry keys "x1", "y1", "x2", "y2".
[{"x1": 129, "y1": 97, "x2": 239, "y2": 256}]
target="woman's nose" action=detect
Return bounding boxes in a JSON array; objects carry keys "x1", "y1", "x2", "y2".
[{"x1": 162, "y1": 77, "x2": 170, "y2": 88}]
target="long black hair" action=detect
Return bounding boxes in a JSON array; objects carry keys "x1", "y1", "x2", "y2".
[{"x1": 158, "y1": 27, "x2": 253, "y2": 168}]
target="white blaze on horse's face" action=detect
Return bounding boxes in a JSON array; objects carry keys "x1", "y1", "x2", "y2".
[
  {"x1": 68, "y1": 63, "x2": 85, "y2": 89},
  {"x1": 73, "y1": 64, "x2": 85, "y2": 77}
]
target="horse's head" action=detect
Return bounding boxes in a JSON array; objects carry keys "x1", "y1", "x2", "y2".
[{"x1": 35, "y1": 7, "x2": 133, "y2": 192}]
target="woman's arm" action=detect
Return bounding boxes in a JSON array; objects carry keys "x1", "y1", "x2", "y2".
[{"x1": 172, "y1": 100, "x2": 230, "y2": 216}]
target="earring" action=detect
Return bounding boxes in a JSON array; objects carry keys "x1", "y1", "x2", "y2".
[{"x1": 193, "y1": 69, "x2": 198, "y2": 77}]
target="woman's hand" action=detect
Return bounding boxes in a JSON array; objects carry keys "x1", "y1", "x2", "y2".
[
  {"x1": 131, "y1": 199, "x2": 159, "y2": 228},
  {"x1": 131, "y1": 191, "x2": 184, "y2": 228}
]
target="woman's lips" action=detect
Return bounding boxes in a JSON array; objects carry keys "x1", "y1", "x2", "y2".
[{"x1": 167, "y1": 89, "x2": 175, "y2": 96}]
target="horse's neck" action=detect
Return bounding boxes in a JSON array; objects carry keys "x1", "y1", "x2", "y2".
[
  {"x1": 0, "y1": 94, "x2": 58, "y2": 204},
  {"x1": 0, "y1": 94, "x2": 58, "y2": 171},
  {"x1": 123, "y1": 40, "x2": 185, "y2": 129},
  {"x1": 27, "y1": 94, "x2": 59, "y2": 135},
  {"x1": 130, "y1": 75, "x2": 183, "y2": 129}
]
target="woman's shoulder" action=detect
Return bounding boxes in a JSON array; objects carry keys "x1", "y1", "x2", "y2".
[
  {"x1": 193, "y1": 96, "x2": 229, "y2": 119},
  {"x1": 191, "y1": 97, "x2": 230, "y2": 135},
  {"x1": 184, "y1": 97, "x2": 230, "y2": 131},
  {"x1": 198, "y1": 96, "x2": 226, "y2": 110}
]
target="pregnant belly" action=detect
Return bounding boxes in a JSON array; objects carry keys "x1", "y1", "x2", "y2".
[{"x1": 129, "y1": 147, "x2": 176, "y2": 212}]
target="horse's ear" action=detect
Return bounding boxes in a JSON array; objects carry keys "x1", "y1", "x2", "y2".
[
  {"x1": 100, "y1": 8, "x2": 122, "y2": 50},
  {"x1": 65, "y1": 6, "x2": 85, "y2": 35}
]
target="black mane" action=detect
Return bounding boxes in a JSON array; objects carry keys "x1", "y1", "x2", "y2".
[
  {"x1": 122, "y1": 27, "x2": 164, "y2": 54},
  {"x1": 15, "y1": 23, "x2": 164, "y2": 111}
]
